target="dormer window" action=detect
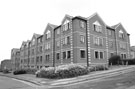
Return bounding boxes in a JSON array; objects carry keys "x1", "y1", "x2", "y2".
[
  {"x1": 32, "y1": 39, "x2": 35, "y2": 45},
  {"x1": 93, "y1": 21, "x2": 102, "y2": 33},
  {"x1": 80, "y1": 21, "x2": 85, "y2": 28},
  {"x1": 46, "y1": 30, "x2": 51, "y2": 39},
  {"x1": 62, "y1": 19, "x2": 70, "y2": 32},
  {"x1": 119, "y1": 30, "x2": 124, "y2": 39}
]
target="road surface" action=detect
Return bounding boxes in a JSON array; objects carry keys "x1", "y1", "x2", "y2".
[
  {"x1": 1, "y1": 70, "x2": 135, "y2": 89},
  {"x1": 0, "y1": 76, "x2": 37, "y2": 89},
  {"x1": 50, "y1": 70, "x2": 135, "y2": 89}
]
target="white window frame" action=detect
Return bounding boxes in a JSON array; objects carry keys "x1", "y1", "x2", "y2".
[
  {"x1": 67, "y1": 50, "x2": 71, "y2": 59},
  {"x1": 80, "y1": 21, "x2": 85, "y2": 28},
  {"x1": 80, "y1": 49, "x2": 86, "y2": 58},
  {"x1": 80, "y1": 35, "x2": 85, "y2": 43},
  {"x1": 46, "y1": 30, "x2": 51, "y2": 39},
  {"x1": 93, "y1": 21, "x2": 102, "y2": 33},
  {"x1": 94, "y1": 50, "x2": 104, "y2": 59},
  {"x1": 93, "y1": 36, "x2": 103, "y2": 46}
]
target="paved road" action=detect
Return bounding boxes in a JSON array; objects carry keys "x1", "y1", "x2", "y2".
[
  {"x1": 0, "y1": 76, "x2": 37, "y2": 89},
  {"x1": 49, "y1": 70, "x2": 135, "y2": 89}
]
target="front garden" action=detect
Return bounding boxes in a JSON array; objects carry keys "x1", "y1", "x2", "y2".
[{"x1": 5, "y1": 55, "x2": 135, "y2": 79}]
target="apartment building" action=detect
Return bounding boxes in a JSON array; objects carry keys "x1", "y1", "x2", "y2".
[
  {"x1": 12, "y1": 13, "x2": 131, "y2": 69},
  {"x1": 53, "y1": 13, "x2": 130, "y2": 66},
  {"x1": 1, "y1": 59, "x2": 12, "y2": 71},
  {"x1": 11, "y1": 48, "x2": 20, "y2": 70}
]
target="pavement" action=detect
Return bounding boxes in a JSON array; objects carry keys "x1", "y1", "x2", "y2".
[{"x1": 0, "y1": 65, "x2": 135, "y2": 87}]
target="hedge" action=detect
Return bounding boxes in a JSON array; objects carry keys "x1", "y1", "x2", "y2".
[
  {"x1": 36, "y1": 64, "x2": 108, "y2": 79},
  {"x1": 13, "y1": 68, "x2": 37, "y2": 75}
]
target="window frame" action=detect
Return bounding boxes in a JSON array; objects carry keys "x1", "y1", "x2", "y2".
[
  {"x1": 80, "y1": 49, "x2": 86, "y2": 59},
  {"x1": 94, "y1": 50, "x2": 104, "y2": 59}
]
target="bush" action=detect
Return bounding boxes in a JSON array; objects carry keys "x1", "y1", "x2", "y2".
[
  {"x1": 3, "y1": 69, "x2": 10, "y2": 74},
  {"x1": 88, "y1": 65, "x2": 108, "y2": 72},
  {"x1": 25, "y1": 68, "x2": 37, "y2": 74},
  {"x1": 13, "y1": 69, "x2": 26, "y2": 75},
  {"x1": 108, "y1": 55, "x2": 121, "y2": 65},
  {"x1": 36, "y1": 64, "x2": 89, "y2": 79}
]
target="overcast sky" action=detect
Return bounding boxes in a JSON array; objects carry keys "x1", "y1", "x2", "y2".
[{"x1": 0, "y1": 0, "x2": 135, "y2": 63}]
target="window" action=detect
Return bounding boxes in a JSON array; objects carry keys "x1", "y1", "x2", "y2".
[
  {"x1": 95, "y1": 51, "x2": 99, "y2": 59},
  {"x1": 56, "y1": 53, "x2": 60, "y2": 60},
  {"x1": 39, "y1": 46, "x2": 42, "y2": 52},
  {"x1": 46, "y1": 30, "x2": 51, "y2": 39},
  {"x1": 67, "y1": 51, "x2": 71, "y2": 59},
  {"x1": 63, "y1": 37, "x2": 67, "y2": 45},
  {"x1": 119, "y1": 30, "x2": 124, "y2": 39},
  {"x1": 80, "y1": 35, "x2": 85, "y2": 43},
  {"x1": 57, "y1": 40, "x2": 60, "y2": 47},
  {"x1": 94, "y1": 36, "x2": 103, "y2": 46},
  {"x1": 57, "y1": 28, "x2": 60, "y2": 35},
  {"x1": 109, "y1": 41, "x2": 113, "y2": 48},
  {"x1": 99, "y1": 38, "x2": 103, "y2": 46},
  {"x1": 94, "y1": 37, "x2": 99, "y2": 45},
  {"x1": 80, "y1": 21, "x2": 85, "y2": 28},
  {"x1": 93, "y1": 21, "x2": 102, "y2": 32},
  {"x1": 120, "y1": 43, "x2": 126, "y2": 49},
  {"x1": 45, "y1": 43, "x2": 51, "y2": 50},
  {"x1": 67, "y1": 36, "x2": 70, "y2": 44},
  {"x1": 46, "y1": 54, "x2": 50, "y2": 61},
  {"x1": 36, "y1": 56, "x2": 39, "y2": 63},
  {"x1": 63, "y1": 51, "x2": 66, "y2": 59},
  {"x1": 40, "y1": 56, "x2": 42, "y2": 63},
  {"x1": 80, "y1": 50, "x2": 85, "y2": 58},
  {"x1": 94, "y1": 51, "x2": 104, "y2": 59},
  {"x1": 121, "y1": 53, "x2": 126, "y2": 59},
  {"x1": 100, "y1": 52, "x2": 103, "y2": 59},
  {"x1": 32, "y1": 39, "x2": 35, "y2": 45},
  {"x1": 63, "y1": 23, "x2": 69, "y2": 31}
]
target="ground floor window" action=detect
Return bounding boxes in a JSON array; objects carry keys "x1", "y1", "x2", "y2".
[
  {"x1": 67, "y1": 50, "x2": 71, "y2": 59},
  {"x1": 80, "y1": 50, "x2": 85, "y2": 58},
  {"x1": 121, "y1": 53, "x2": 126, "y2": 59},
  {"x1": 56, "y1": 53, "x2": 60, "y2": 60},
  {"x1": 46, "y1": 54, "x2": 50, "y2": 61},
  {"x1": 40, "y1": 56, "x2": 42, "y2": 63},
  {"x1": 63, "y1": 51, "x2": 66, "y2": 59},
  {"x1": 94, "y1": 50, "x2": 104, "y2": 59}
]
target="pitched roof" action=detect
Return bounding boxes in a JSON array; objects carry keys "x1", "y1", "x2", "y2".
[
  {"x1": 33, "y1": 33, "x2": 41, "y2": 38},
  {"x1": 111, "y1": 23, "x2": 121, "y2": 29},
  {"x1": 48, "y1": 23, "x2": 57, "y2": 29}
]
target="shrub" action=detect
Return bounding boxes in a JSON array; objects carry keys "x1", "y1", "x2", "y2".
[
  {"x1": 36, "y1": 64, "x2": 89, "y2": 79},
  {"x1": 3, "y1": 69, "x2": 10, "y2": 74},
  {"x1": 108, "y1": 55, "x2": 121, "y2": 65},
  {"x1": 13, "y1": 69, "x2": 26, "y2": 75},
  {"x1": 25, "y1": 68, "x2": 37, "y2": 74},
  {"x1": 88, "y1": 65, "x2": 108, "y2": 72}
]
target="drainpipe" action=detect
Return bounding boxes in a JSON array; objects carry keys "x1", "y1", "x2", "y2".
[
  {"x1": 53, "y1": 29, "x2": 55, "y2": 67},
  {"x1": 86, "y1": 20, "x2": 89, "y2": 67}
]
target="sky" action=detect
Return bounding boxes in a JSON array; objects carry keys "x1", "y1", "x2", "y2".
[{"x1": 0, "y1": 0, "x2": 135, "y2": 63}]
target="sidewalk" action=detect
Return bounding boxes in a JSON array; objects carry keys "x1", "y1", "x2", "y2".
[{"x1": 0, "y1": 65, "x2": 135, "y2": 86}]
